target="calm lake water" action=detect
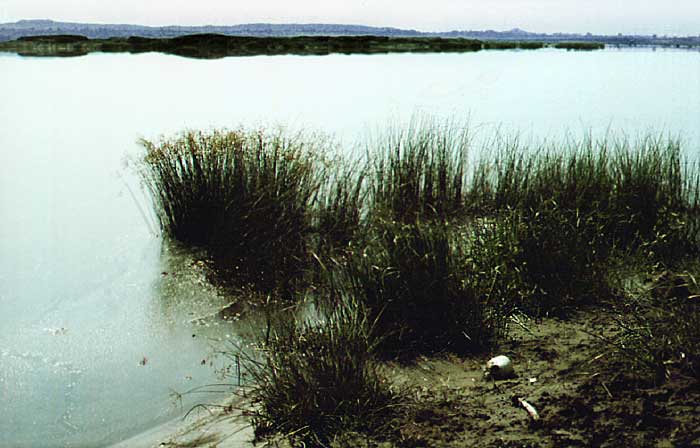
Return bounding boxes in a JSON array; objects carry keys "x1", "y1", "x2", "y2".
[{"x1": 1, "y1": 47, "x2": 699, "y2": 447}]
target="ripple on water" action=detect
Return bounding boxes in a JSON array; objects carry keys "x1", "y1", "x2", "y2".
[{"x1": 0, "y1": 348, "x2": 85, "y2": 445}]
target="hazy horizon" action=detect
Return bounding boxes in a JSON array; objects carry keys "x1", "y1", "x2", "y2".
[{"x1": 1, "y1": 0, "x2": 699, "y2": 36}]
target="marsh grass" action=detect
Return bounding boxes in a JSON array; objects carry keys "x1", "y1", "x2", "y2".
[
  {"x1": 242, "y1": 298, "x2": 398, "y2": 447},
  {"x1": 368, "y1": 118, "x2": 470, "y2": 223},
  {"x1": 141, "y1": 122, "x2": 700, "y2": 328},
  {"x1": 514, "y1": 202, "x2": 611, "y2": 312},
  {"x1": 300, "y1": 120, "x2": 516, "y2": 356},
  {"x1": 606, "y1": 266, "x2": 700, "y2": 384},
  {"x1": 324, "y1": 218, "x2": 516, "y2": 357},
  {"x1": 141, "y1": 122, "x2": 700, "y2": 444},
  {"x1": 313, "y1": 157, "x2": 366, "y2": 256},
  {"x1": 140, "y1": 128, "x2": 325, "y2": 293},
  {"x1": 468, "y1": 135, "x2": 700, "y2": 311}
]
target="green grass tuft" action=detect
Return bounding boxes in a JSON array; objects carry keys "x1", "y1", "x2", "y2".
[
  {"x1": 242, "y1": 298, "x2": 398, "y2": 447},
  {"x1": 368, "y1": 118, "x2": 470, "y2": 223},
  {"x1": 140, "y1": 128, "x2": 327, "y2": 294},
  {"x1": 468, "y1": 135, "x2": 700, "y2": 311},
  {"x1": 325, "y1": 218, "x2": 516, "y2": 356}
]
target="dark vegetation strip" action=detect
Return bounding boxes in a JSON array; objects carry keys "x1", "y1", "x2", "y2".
[
  {"x1": 140, "y1": 122, "x2": 700, "y2": 446},
  {"x1": 483, "y1": 40, "x2": 545, "y2": 49},
  {"x1": 554, "y1": 41, "x2": 606, "y2": 50},
  {"x1": 0, "y1": 33, "x2": 603, "y2": 58}
]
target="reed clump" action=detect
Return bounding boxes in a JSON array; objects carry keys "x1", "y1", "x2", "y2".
[
  {"x1": 243, "y1": 298, "x2": 398, "y2": 447},
  {"x1": 345, "y1": 217, "x2": 524, "y2": 355},
  {"x1": 321, "y1": 120, "x2": 517, "y2": 355},
  {"x1": 368, "y1": 118, "x2": 470, "y2": 224},
  {"x1": 140, "y1": 128, "x2": 326, "y2": 294},
  {"x1": 468, "y1": 135, "x2": 700, "y2": 312},
  {"x1": 312, "y1": 157, "x2": 366, "y2": 257},
  {"x1": 141, "y1": 122, "x2": 700, "y2": 318}
]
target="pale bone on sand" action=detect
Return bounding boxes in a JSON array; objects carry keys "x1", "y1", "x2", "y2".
[{"x1": 485, "y1": 355, "x2": 515, "y2": 380}]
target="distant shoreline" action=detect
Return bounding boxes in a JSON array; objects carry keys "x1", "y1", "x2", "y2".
[
  {"x1": 0, "y1": 34, "x2": 607, "y2": 58},
  {"x1": 2, "y1": 20, "x2": 699, "y2": 47}
]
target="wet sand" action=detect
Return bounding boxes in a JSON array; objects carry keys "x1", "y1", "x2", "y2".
[{"x1": 111, "y1": 395, "x2": 254, "y2": 448}]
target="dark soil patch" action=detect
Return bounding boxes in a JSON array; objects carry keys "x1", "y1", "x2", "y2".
[{"x1": 375, "y1": 309, "x2": 700, "y2": 447}]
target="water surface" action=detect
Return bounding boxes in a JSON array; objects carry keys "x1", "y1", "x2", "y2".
[{"x1": 0, "y1": 47, "x2": 698, "y2": 447}]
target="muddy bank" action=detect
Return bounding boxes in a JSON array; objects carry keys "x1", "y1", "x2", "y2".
[
  {"x1": 111, "y1": 306, "x2": 700, "y2": 447},
  {"x1": 110, "y1": 395, "x2": 254, "y2": 448},
  {"x1": 380, "y1": 309, "x2": 700, "y2": 447}
]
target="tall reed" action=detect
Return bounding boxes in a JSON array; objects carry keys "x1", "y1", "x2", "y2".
[
  {"x1": 312, "y1": 156, "x2": 366, "y2": 256},
  {"x1": 326, "y1": 218, "x2": 516, "y2": 356},
  {"x1": 141, "y1": 123, "x2": 700, "y2": 314},
  {"x1": 368, "y1": 118, "x2": 470, "y2": 223},
  {"x1": 243, "y1": 298, "x2": 397, "y2": 447},
  {"x1": 140, "y1": 128, "x2": 326, "y2": 293},
  {"x1": 467, "y1": 135, "x2": 700, "y2": 310},
  {"x1": 605, "y1": 268, "x2": 700, "y2": 385}
]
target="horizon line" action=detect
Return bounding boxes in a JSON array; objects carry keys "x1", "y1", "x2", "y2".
[{"x1": 2, "y1": 18, "x2": 697, "y2": 38}]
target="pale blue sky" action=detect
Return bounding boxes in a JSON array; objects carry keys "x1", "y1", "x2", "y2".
[{"x1": 1, "y1": 0, "x2": 699, "y2": 36}]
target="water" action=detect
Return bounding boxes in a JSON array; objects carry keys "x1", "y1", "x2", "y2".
[{"x1": 0, "y1": 47, "x2": 698, "y2": 447}]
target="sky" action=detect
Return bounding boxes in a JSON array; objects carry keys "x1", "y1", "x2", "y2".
[{"x1": 1, "y1": 0, "x2": 699, "y2": 36}]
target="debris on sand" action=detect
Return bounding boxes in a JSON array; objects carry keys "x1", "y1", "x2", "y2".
[{"x1": 485, "y1": 355, "x2": 515, "y2": 380}]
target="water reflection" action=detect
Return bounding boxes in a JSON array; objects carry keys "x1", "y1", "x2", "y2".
[{"x1": 149, "y1": 240, "x2": 226, "y2": 328}]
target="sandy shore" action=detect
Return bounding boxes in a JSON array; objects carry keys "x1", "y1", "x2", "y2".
[{"x1": 111, "y1": 396, "x2": 254, "y2": 448}]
